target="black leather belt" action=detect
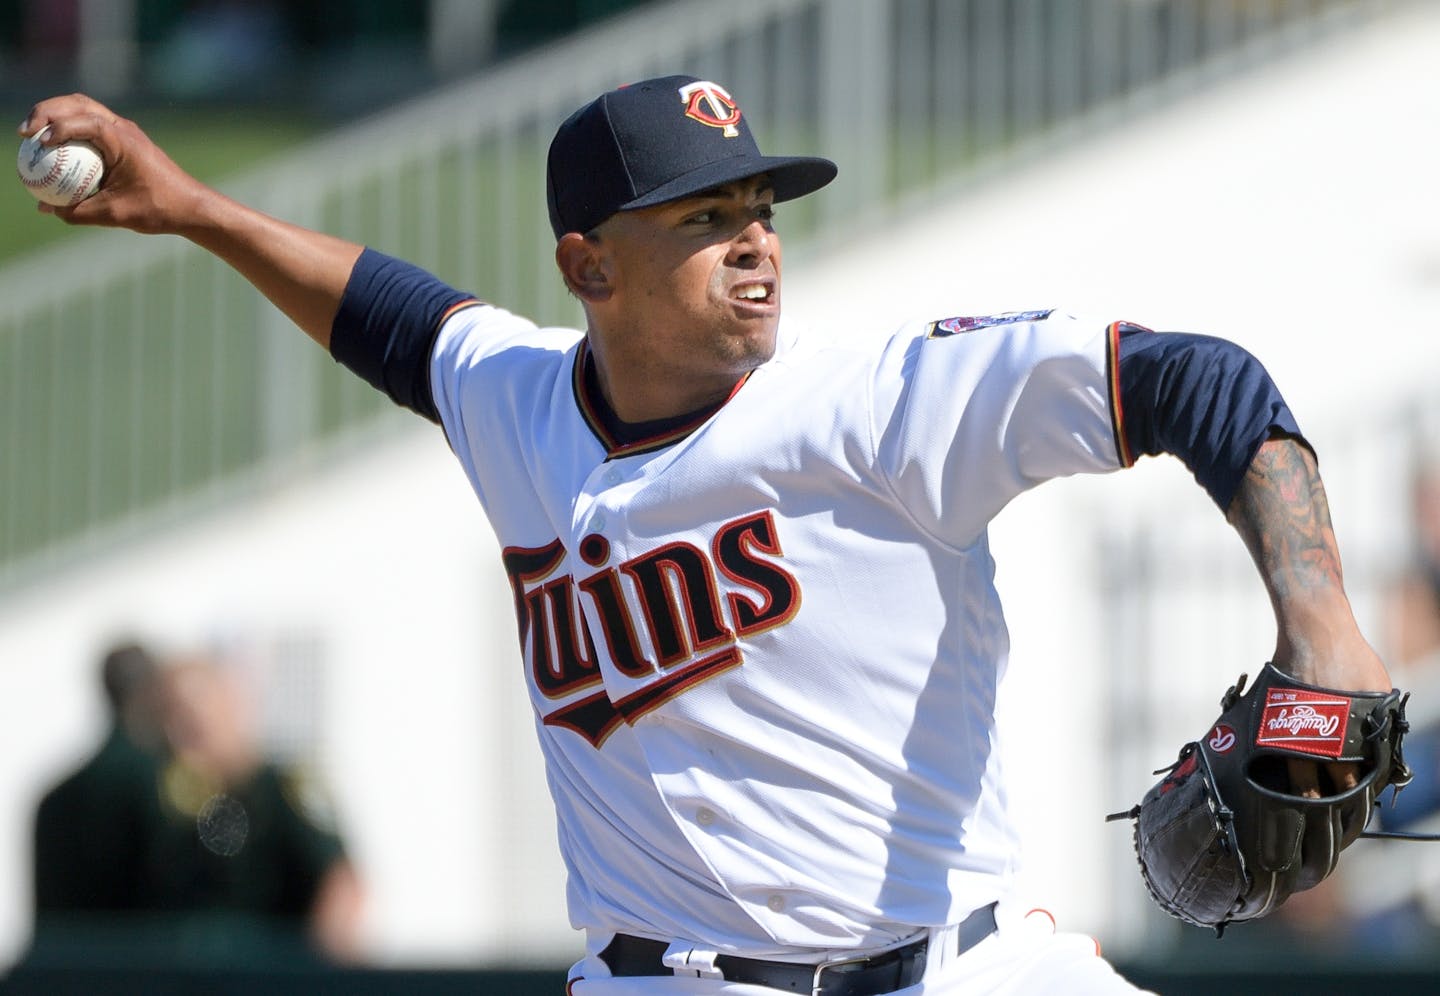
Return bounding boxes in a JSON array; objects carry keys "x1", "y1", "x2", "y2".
[{"x1": 600, "y1": 902, "x2": 997, "y2": 995}]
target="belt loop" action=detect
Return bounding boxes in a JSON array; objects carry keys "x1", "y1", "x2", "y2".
[
  {"x1": 926, "y1": 901, "x2": 998, "y2": 979},
  {"x1": 924, "y1": 922, "x2": 960, "y2": 978},
  {"x1": 661, "y1": 941, "x2": 725, "y2": 980}
]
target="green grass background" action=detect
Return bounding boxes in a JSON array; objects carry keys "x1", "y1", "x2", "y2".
[{"x1": 3, "y1": 109, "x2": 317, "y2": 264}]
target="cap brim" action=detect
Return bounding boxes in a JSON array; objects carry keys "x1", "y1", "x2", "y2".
[{"x1": 618, "y1": 154, "x2": 837, "y2": 214}]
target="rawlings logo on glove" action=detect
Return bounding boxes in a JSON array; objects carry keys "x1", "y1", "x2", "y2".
[
  {"x1": 1256, "y1": 691, "x2": 1348, "y2": 753},
  {"x1": 1107, "y1": 663, "x2": 1413, "y2": 935}
]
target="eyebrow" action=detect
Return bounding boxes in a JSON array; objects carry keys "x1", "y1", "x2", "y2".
[{"x1": 680, "y1": 178, "x2": 775, "y2": 204}]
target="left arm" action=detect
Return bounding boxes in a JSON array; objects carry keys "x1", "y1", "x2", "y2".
[
  {"x1": 1225, "y1": 436, "x2": 1389, "y2": 695},
  {"x1": 1226, "y1": 437, "x2": 1392, "y2": 797},
  {"x1": 1117, "y1": 327, "x2": 1392, "y2": 794},
  {"x1": 1115, "y1": 325, "x2": 1391, "y2": 695}
]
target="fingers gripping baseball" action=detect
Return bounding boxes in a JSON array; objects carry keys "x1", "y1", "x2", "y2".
[
  {"x1": 20, "y1": 94, "x2": 205, "y2": 234},
  {"x1": 23, "y1": 94, "x2": 118, "y2": 144}
]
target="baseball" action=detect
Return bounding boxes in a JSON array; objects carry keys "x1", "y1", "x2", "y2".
[{"x1": 17, "y1": 128, "x2": 104, "y2": 207}]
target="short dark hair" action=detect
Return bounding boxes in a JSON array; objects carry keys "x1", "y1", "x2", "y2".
[{"x1": 100, "y1": 642, "x2": 158, "y2": 713}]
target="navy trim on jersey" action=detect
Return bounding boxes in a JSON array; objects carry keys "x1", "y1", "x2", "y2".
[
  {"x1": 1105, "y1": 322, "x2": 1133, "y2": 468},
  {"x1": 329, "y1": 248, "x2": 480, "y2": 423},
  {"x1": 1115, "y1": 326, "x2": 1304, "y2": 511},
  {"x1": 572, "y1": 340, "x2": 747, "y2": 459}
]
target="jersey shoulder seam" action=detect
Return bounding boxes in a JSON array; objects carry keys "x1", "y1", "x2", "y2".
[{"x1": 867, "y1": 325, "x2": 973, "y2": 557}]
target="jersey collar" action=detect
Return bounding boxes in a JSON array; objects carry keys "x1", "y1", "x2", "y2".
[{"x1": 572, "y1": 340, "x2": 751, "y2": 460}]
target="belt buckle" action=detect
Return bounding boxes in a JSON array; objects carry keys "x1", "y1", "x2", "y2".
[
  {"x1": 808, "y1": 935, "x2": 922, "y2": 996},
  {"x1": 809, "y1": 953, "x2": 855, "y2": 996}
]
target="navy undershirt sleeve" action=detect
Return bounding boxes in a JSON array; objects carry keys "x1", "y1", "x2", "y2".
[
  {"x1": 329, "y1": 248, "x2": 477, "y2": 423},
  {"x1": 1116, "y1": 326, "x2": 1305, "y2": 511}
]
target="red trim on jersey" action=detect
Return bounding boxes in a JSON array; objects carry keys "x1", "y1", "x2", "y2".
[
  {"x1": 1107, "y1": 321, "x2": 1135, "y2": 468},
  {"x1": 542, "y1": 687, "x2": 628, "y2": 748},
  {"x1": 712, "y1": 510, "x2": 802, "y2": 637},
  {"x1": 1025, "y1": 907, "x2": 1056, "y2": 932},
  {"x1": 572, "y1": 340, "x2": 751, "y2": 458},
  {"x1": 438, "y1": 299, "x2": 484, "y2": 325},
  {"x1": 612, "y1": 646, "x2": 743, "y2": 724}
]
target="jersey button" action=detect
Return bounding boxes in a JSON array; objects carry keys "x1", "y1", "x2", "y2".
[
  {"x1": 604, "y1": 468, "x2": 621, "y2": 485},
  {"x1": 591, "y1": 514, "x2": 607, "y2": 531},
  {"x1": 696, "y1": 807, "x2": 716, "y2": 826},
  {"x1": 767, "y1": 895, "x2": 786, "y2": 913}
]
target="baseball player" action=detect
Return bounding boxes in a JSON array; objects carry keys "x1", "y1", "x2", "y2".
[{"x1": 22, "y1": 77, "x2": 1394, "y2": 994}]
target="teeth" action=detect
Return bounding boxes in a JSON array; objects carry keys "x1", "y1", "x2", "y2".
[{"x1": 736, "y1": 285, "x2": 768, "y2": 300}]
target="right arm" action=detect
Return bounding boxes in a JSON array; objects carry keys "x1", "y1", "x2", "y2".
[{"x1": 20, "y1": 94, "x2": 362, "y2": 349}]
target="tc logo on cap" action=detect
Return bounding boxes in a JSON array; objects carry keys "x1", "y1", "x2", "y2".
[{"x1": 679, "y1": 80, "x2": 741, "y2": 137}]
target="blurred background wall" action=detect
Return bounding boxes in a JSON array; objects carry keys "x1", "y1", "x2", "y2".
[{"x1": 1, "y1": 0, "x2": 1438, "y2": 992}]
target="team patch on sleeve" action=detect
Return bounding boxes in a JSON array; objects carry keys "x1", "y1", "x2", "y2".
[{"x1": 927, "y1": 309, "x2": 1054, "y2": 337}]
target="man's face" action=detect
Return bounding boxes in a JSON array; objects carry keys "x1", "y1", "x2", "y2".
[{"x1": 591, "y1": 176, "x2": 782, "y2": 391}]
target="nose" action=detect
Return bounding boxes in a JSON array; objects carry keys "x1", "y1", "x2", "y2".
[{"x1": 726, "y1": 218, "x2": 774, "y2": 269}]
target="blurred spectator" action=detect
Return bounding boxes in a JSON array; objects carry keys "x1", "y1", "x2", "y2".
[
  {"x1": 1371, "y1": 443, "x2": 1440, "y2": 842},
  {"x1": 1353, "y1": 445, "x2": 1440, "y2": 946},
  {"x1": 495, "y1": 0, "x2": 657, "y2": 55},
  {"x1": 1387, "y1": 455, "x2": 1440, "y2": 674},
  {"x1": 17, "y1": 0, "x2": 80, "y2": 62},
  {"x1": 148, "y1": 650, "x2": 365, "y2": 962},
  {"x1": 32, "y1": 641, "x2": 167, "y2": 915},
  {"x1": 1386, "y1": 446, "x2": 1440, "y2": 778},
  {"x1": 0, "y1": 0, "x2": 658, "y2": 116},
  {"x1": 1261, "y1": 445, "x2": 1440, "y2": 955},
  {"x1": 28, "y1": 640, "x2": 364, "y2": 968},
  {"x1": 146, "y1": 0, "x2": 292, "y2": 100}
]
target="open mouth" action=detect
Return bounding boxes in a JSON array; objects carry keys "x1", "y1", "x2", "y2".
[{"x1": 731, "y1": 282, "x2": 774, "y2": 305}]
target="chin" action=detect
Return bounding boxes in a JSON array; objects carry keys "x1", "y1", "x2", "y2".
[{"x1": 733, "y1": 328, "x2": 778, "y2": 368}]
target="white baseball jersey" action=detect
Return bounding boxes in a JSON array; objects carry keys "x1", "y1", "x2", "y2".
[{"x1": 427, "y1": 304, "x2": 1125, "y2": 954}]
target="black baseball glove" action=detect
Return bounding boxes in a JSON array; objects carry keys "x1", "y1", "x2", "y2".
[{"x1": 1108, "y1": 662, "x2": 1412, "y2": 935}]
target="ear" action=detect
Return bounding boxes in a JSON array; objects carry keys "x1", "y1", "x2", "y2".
[{"x1": 555, "y1": 232, "x2": 613, "y2": 303}]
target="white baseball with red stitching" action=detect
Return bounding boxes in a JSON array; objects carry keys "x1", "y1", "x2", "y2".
[{"x1": 16, "y1": 128, "x2": 104, "y2": 207}]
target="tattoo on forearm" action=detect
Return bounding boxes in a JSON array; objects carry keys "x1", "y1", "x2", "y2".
[{"x1": 1226, "y1": 439, "x2": 1343, "y2": 603}]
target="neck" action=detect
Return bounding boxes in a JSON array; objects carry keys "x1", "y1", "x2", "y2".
[{"x1": 586, "y1": 340, "x2": 750, "y2": 424}]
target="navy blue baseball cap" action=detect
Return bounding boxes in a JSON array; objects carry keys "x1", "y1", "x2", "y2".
[{"x1": 546, "y1": 75, "x2": 837, "y2": 239}]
